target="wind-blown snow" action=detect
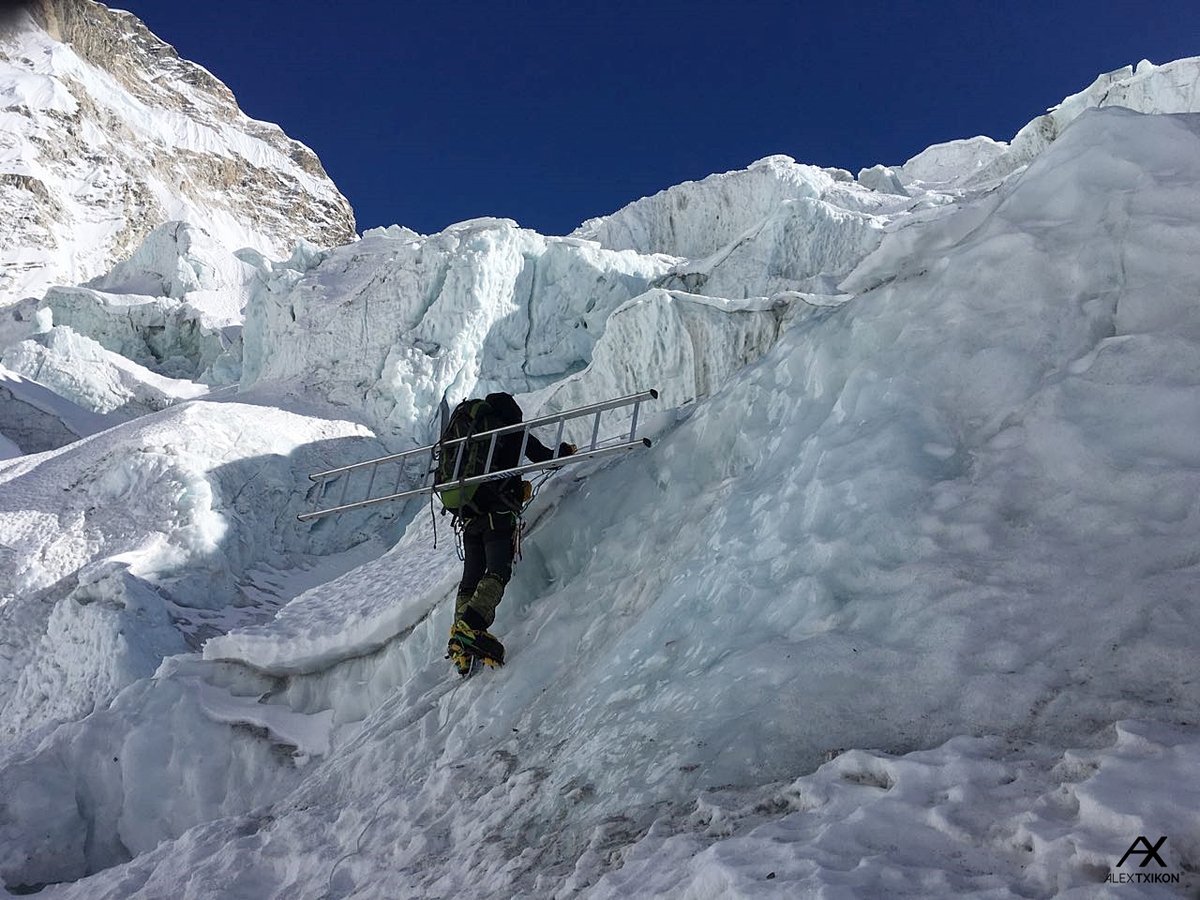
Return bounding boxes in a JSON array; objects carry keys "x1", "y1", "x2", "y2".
[{"x1": 1, "y1": 44, "x2": 1200, "y2": 900}]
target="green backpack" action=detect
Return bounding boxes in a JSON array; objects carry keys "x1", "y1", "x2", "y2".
[{"x1": 435, "y1": 398, "x2": 506, "y2": 515}]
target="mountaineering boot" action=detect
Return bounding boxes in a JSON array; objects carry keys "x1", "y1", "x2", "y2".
[
  {"x1": 469, "y1": 627, "x2": 505, "y2": 667},
  {"x1": 446, "y1": 619, "x2": 505, "y2": 676},
  {"x1": 447, "y1": 619, "x2": 478, "y2": 675},
  {"x1": 460, "y1": 606, "x2": 506, "y2": 666}
]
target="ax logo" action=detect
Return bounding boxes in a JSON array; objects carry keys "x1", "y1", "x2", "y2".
[
  {"x1": 1116, "y1": 836, "x2": 1168, "y2": 869},
  {"x1": 1104, "y1": 836, "x2": 1180, "y2": 885}
]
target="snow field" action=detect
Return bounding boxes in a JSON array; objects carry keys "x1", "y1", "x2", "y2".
[{"x1": 586, "y1": 720, "x2": 1200, "y2": 899}]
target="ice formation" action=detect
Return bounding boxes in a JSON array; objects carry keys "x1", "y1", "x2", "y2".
[{"x1": 1, "y1": 18, "x2": 1199, "y2": 897}]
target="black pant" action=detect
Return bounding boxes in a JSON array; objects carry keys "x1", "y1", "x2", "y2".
[{"x1": 460, "y1": 513, "x2": 515, "y2": 598}]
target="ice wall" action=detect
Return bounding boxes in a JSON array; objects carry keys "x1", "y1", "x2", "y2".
[
  {"x1": 0, "y1": 363, "x2": 108, "y2": 452},
  {"x1": 29, "y1": 222, "x2": 253, "y2": 383},
  {"x1": 240, "y1": 220, "x2": 675, "y2": 444},
  {"x1": 573, "y1": 155, "x2": 835, "y2": 259}
]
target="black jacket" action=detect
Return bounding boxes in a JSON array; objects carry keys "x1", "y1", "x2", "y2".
[{"x1": 471, "y1": 392, "x2": 564, "y2": 513}]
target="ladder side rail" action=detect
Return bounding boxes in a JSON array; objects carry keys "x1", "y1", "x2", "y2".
[
  {"x1": 298, "y1": 438, "x2": 651, "y2": 522},
  {"x1": 517, "y1": 389, "x2": 658, "y2": 431},
  {"x1": 441, "y1": 437, "x2": 649, "y2": 488},
  {"x1": 306, "y1": 389, "x2": 658, "y2": 482},
  {"x1": 425, "y1": 388, "x2": 660, "y2": 451},
  {"x1": 309, "y1": 443, "x2": 434, "y2": 482}
]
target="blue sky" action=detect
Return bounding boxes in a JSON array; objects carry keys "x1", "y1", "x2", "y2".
[{"x1": 116, "y1": 0, "x2": 1198, "y2": 237}]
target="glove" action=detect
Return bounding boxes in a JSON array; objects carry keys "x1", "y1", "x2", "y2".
[
  {"x1": 521, "y1": 480, "x2": 533, "y2": 502},
  {"x1": 558, "y1": 442, "x2": 577, "y2": 457}
]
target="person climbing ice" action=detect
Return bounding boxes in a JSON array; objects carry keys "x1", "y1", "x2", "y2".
[{"x1": 436, "y1": 391, "x2": 575, "y2": 675}]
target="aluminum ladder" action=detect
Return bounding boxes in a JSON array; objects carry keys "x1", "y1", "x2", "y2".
[{"x1": 298, "y1": 389, "x2": 658, "y2": 522}]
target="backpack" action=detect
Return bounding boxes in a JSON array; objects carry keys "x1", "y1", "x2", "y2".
[{"x1": 435, "y1": 398, "x2": 507, "y2": 515}]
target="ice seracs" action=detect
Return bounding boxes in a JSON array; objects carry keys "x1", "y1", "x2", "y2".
[{"x1": 240, "y1": 220, "x2": 677, "y2": 443}]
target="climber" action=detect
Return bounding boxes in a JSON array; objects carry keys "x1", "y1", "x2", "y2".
[{"x1": 440, "y1": 391, "x2": 575, "y2": 674}]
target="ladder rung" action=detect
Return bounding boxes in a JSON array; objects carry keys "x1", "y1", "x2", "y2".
[
  {"x1": 298, "y1": 437, "x2": 651, "y2": 522},
  {"x1": 308, "y1": 389, "x2": 658, "y2": 482}
]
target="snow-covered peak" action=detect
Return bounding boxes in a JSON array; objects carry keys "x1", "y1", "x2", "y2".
[{"x1": 0, "y1": 0, "x2": 356, "y2": 309}]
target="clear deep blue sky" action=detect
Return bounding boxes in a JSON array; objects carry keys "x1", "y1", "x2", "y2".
[{"x1": 115, "y1": 0, "x2": 1197, "y2": 237}]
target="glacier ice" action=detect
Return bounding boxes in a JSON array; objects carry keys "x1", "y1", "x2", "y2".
[
  {"x1": 0, "y1": 400, "x2": 388, "y2": 744},
  {"x1": 2, "y1": 326, "x2": 210, "y2": 417},
  {"x1": 240, "y1": 220, "x2": 675, "y2": 443},
  {"x1": 2, "y1": 44, "x2": 1200, "y2": 900}
]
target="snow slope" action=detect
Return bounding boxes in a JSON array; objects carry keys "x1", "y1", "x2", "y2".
[
  {"x1": 896, "y1": 56, "x2": 1200, "y2": 189},
  {"x1": 3, "y1": 47, "x2": 1200, "y2": 898}
]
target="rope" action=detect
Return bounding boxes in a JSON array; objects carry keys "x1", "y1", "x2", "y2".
[
  {"x1": 322, "y1": 793, "x2": 391, "y2": 899},
  {"x1": 427, "y1": 446, "x2": 440, "y2": 549}
]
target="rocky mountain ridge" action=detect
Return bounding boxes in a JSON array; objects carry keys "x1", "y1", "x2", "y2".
[{"x1": 0, "y1": 0, "x2": 355, "y2": 310}]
